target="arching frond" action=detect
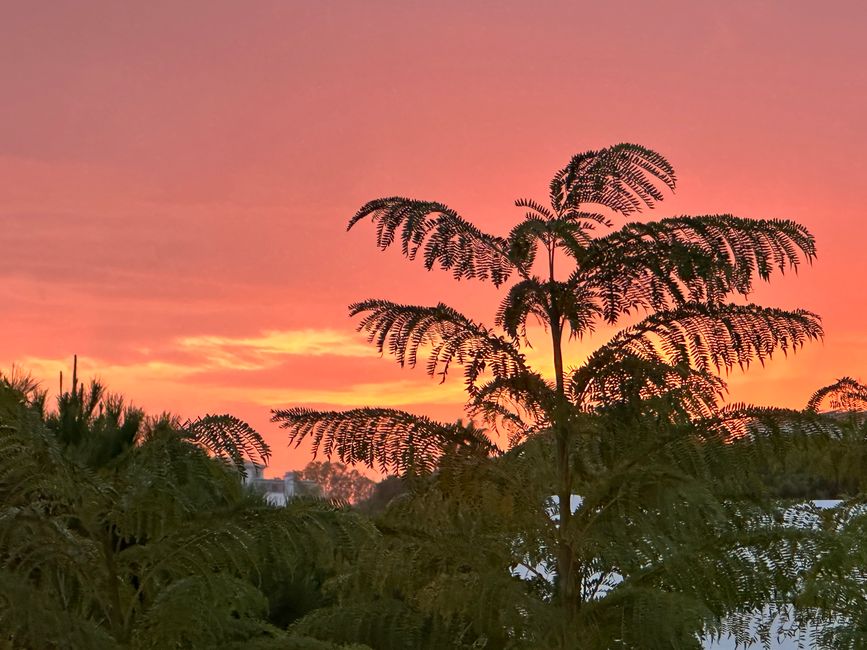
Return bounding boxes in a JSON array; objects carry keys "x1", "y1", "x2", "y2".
[
  {"x1": 129, "y1": 575, "x2": 273, "y2": 648},
  {"x1": 549, "y1": 143, "x2": 676, "y2": 215},
  {"x1": 183, "y1": 414, "x2": 271, "y2": 475},
  {"x1": 806, "y1": 377, "x2": 867, "y2": 413},
  {"x1": 272, "y1": 407, "x2": 500, "y2": 475},
  {"x1": 348, "y1": 197, "x2": 515, "y2": 286},
  {"x1": 585, "y1": 303, "x2": 822, "y2": 375},
  {"x1": 350, "y1": 299, "x2": 526, "y2": 392},
  {"x1": 496, "y1": 278, "x2": 550, "y2": 341},
  {"x1": 560, "y1": 209, "x2": 613, "y2": 228},
  {"x1": 573, "y1": 215, "x2": 817, "y2": 322},
  {"x1": 506, "y1": 217, "x2": 547, "y2": 273}
]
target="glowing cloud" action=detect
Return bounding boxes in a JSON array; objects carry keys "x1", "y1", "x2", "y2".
[{"x1": 178, "y1": 329, "x2": 375, "y2": 370}]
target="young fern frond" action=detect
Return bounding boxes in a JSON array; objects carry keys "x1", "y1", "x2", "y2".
[
  {"x1": 495, "y1": 278, "x2": 550, "y2": 341},
  {"x1": 506, "y1": 217, "x2": 596, "y2": 274},
  {"x1": 497, "y1": 277, "x2": 601, "y2": 342},
  {"x1": 348, "y1": 197, "x2": 515, "y2": 286},
  {"x1": 514, "y1": 197, "x2": 554, "y2": 220}
]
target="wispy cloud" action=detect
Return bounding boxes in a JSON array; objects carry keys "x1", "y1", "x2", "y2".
[
  {"x1": 22, "y1": 327, "x2": 378, "y2": 382},
  {"x1": 177, "y1": 329, "x2": 375, "y2": 370},
  {"x1": 180, "y1": 329, "x2": 373, "y2": 357}
]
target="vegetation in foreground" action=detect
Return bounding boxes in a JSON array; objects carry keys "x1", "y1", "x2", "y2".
[{"x1": 0, "y1": 368, "x2": 375, "y2": 649}]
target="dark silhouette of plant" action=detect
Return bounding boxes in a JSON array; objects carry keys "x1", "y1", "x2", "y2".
[
  {"x1": 274, "y1": 144, "x2": 823, "y2": 647},
  {"x1": 0, "y1": 370, "x2": 375, "y2": 649}
]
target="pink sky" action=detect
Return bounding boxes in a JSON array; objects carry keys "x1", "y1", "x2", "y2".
[{"x1": 2, "y1": 1, "x2": 867, "y2": 475}]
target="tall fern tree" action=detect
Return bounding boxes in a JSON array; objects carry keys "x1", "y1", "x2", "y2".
[{"x1": 274, "y1": 144, "x2": 823, "y2": 645}]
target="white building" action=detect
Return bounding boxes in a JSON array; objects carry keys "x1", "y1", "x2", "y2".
[{"x1": 241, "y1": 462, "x2": 321, "y2": 506}]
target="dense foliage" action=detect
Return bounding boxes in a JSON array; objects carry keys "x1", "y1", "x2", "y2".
[{"x1": 0, "y1": 368, "x2": 375, "y2": 649}]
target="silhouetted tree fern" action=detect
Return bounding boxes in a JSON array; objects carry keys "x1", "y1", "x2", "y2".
[{"x1": 273, "y1": 144, "x2": 824, "y2": 647}]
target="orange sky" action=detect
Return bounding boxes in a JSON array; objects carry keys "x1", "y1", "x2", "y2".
[{"x1": 2, "y1": 1, "x2": 866, "y2": 475}]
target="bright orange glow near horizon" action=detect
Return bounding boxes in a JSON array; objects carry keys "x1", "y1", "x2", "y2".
[{"x1": 3, "y1": 2, "x2": 866, "y2": 475}]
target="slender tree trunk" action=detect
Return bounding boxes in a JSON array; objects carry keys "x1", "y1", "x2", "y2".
[
  {"x1": 548, "y1": 242, "x2": 578, "y2": 645},
  {"x1": 551, "y1": 319, "x2": 577, "y2": 644}
]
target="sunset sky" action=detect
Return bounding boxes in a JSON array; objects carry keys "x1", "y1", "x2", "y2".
[{"x1": 2, "y1": 1, "x2": 866, "y2": 475}]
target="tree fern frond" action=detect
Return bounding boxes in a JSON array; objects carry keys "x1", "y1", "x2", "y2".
[
  {"x1": 291, "y1": 598, "x2": 449, "y2": 649},
  {"x1": 695, "y1": 404, "x2": 831, "y2": 443},
  {"x1": 560, "y1": 209, "x2": 613, "y2": 228},
  {"x1": 576, "y1": 215, "x2": 817, "y2": 321},
  {"x1": 130, "y1": 575, "x2": 273, "y2": 648},
  {"x1": 549, "y1": 143, "x2": 676, "y2": 215},
  {"x1": 272, "y1": 407, "x2": 499, "y2": 475},
  {"x1": 495, "y1": 278, "x2": 550, "y2": 341},
  {"x1": 506, "y1": 217, "x2": 547, "y2": 273},
  {"x1": 496, "y1": 278, "x2": 601, "y2": 345},
  {"x1": 350, "y1": 299, "x2": 526, "y2": 392},
  {"x1": 183, "y1": 414, "x2": 271, "y2": 475},
  {"x1": 585, "y1": 303, "x2": 822, "y2": 375},
  {"x1": 0, "y1": 568, "x2": 119, "y2": 649},
  {"x1": 348, "y1": 197, "x2": 515, "y2": 286},
  {"x1": 806, "y1": 377, "x2": 867, "y2": 413}
]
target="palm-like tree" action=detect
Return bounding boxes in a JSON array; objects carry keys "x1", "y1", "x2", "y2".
[{"x1": 274, "y1": 144, "x2": 823, "y2": 646}]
